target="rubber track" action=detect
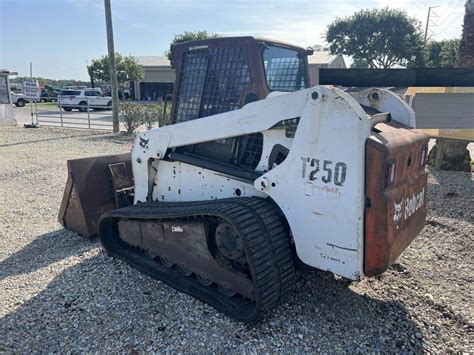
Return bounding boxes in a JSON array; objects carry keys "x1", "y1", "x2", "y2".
[{"x1": 99, "y1": 197, "x2": 295, "y2": 322}]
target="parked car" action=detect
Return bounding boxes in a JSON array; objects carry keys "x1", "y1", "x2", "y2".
[
  {"x1": 40, "y1": 85, "x2": 61, "y2": 102},
  {"x1": 58, "y1": 89, "x2": 112, "y2": 112},
  {"x1": 10, "y1": 92, "x2": 27, "y2": 107}
]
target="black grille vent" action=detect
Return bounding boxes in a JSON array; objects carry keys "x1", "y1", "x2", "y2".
[{"x1": 237, "y1": 133, "x2": 264, "y2": 169}]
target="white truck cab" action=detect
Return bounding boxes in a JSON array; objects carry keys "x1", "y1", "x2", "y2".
[{"x1": 11, "y1": 92, "x2": 27, "y2": 107}]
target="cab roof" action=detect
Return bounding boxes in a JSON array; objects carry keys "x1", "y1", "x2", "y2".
[{"x1": 170, "y1": 36, "x2": 310, "y2": 54}]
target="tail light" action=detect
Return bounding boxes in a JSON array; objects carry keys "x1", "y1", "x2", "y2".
[
  {"x1": 384, "y1": 161, "x2": 396, "y2": 188},
  {"x1": 420, "y1": 146, "x2": 428, "y2": 168}
]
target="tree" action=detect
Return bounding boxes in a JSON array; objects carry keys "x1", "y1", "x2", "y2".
[
  {"x1": 423, "y1": 39, "x2": 460, "y2": 68},
  {"x1": 308, "y1": 44, "x2": 329, "y2": 52},
  {"x1": 87, "y1": 53, "x2": 144, "y2": 92},
  {"x1": 457, "y1": 0, "x2": 474, "y2": 67},
  {"x1": 350, "y1": 59, "x2": 370, "y2": 68},
  {"x1": 10, "y1": 76, "x2": 95, "y2": 88},
  {"x1": 326, "y1": 8, "x2": 425, "y2": 68},
  {"x1": 165, "y1": 30, "x2": 220, "y2": 64}
]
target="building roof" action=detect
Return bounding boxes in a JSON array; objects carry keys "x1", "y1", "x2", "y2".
[
  {"x1": 0, "y1": 69, "x2": 18, "y2": 75},
  {"x1": 307, "y1": 51, "x2": 339, "y2": 65},
  {"x1": 135, "y1": 56, "x2": 171, "y2": 67}
]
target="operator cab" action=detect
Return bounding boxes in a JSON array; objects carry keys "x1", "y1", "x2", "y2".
[{"x1": 170, "y1": 37, "x2": 312, "y2": 170}]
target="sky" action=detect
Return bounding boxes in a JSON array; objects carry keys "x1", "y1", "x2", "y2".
[{"x1": 0, "y1": 0, "x2": 466, "y2": 80}]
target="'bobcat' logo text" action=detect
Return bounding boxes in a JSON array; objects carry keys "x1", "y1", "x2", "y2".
[{"x1": 392, "y1": 188, "x2": 425, "y2": 230}]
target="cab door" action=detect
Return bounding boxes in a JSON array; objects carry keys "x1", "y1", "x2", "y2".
[
  {"x1": 85, "y1": 90, "x2": 104, "y2": 107},
  {"x1": 83, "y1": 91, "x2": 96, "y2": 107},
  {"x1": 93, "y1": 91, "x2": 107, "y2": 106}
]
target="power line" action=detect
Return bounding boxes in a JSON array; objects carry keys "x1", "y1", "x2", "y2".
[
  {"x1": 435, "y1": 6, "x2": 464, "y2": 36},
  {"x1": 436, "y1": 0, "x2": 464, "y2": 28},
  {"x1": 425, "y1": 0, "x2": 465, "y2": 39}
]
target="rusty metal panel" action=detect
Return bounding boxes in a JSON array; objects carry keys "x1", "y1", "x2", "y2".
[
  {"x1": 412, "y1": 93, "x2": 474, "y2": 129},
  {"x1": 58, "y1": 153, "x2": 132, "y2": 237},
  {"x1": 365, "y1": 124, "x2": 429, "y2": 276}
]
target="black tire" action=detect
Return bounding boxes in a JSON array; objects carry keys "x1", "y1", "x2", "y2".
[
  {"x1": 79, "y1": 101, "x2": 88, "y2": 112},
  {"x1": 106, "y1": 101, "x2": 112, "y2": 110},
  {"x1": 16, "y1": 99, "x2": 25, "y2": 108},
  {"x1": 63, "y1": 107, "x2": 72, "y2": 112}
]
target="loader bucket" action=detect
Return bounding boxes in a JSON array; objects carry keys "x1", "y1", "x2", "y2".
[{"x1": 58, "y1": 153, "x2": 133, "y2": 237}]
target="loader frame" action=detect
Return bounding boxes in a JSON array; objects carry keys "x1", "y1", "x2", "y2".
[{"x1": 130, "y1": 86, "x2": 419, "y2": 280}]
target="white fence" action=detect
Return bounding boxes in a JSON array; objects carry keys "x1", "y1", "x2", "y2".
[{"x1": 35, "y1": 97, "x2": 114, "y2": 131}]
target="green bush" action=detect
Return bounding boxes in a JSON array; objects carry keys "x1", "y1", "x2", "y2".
[
  {"x1": 143, "y1": 102, "x2": 173, "y2": 130},
  {"x1": 119, "y1": 102, "x2": 173, "y2": 133},
  {"x1": 119, "y1": 102, "x2": 146, "y2": 133}
]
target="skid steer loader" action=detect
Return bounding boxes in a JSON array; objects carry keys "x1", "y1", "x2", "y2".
[{"x1": 59, "y1": 37, "x2": 429, "y2": 321}]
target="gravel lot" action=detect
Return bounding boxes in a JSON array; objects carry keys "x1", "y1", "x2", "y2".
[{"x1": 1, "y1": 126, "x2": 473, "y2": 352}]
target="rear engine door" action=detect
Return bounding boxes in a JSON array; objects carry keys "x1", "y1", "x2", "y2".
[{"x1": 364, "y1": 123, "x2": 429, "y2": 276}]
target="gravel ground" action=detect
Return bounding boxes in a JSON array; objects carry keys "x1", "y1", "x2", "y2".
[{"x1": 1, "y1": 126, "x2": 473, "y2": 352}]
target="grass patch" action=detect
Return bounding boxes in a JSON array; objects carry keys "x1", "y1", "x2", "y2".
[{"x1": 32, "y1": 101, "x2": 58, "y2": 108}]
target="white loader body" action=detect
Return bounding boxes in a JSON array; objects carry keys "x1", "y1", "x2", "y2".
[{"x1": 131, "y1": 85, "x2": 415, "y2": 280}]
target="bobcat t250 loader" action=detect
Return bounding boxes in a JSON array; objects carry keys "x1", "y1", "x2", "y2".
[{"x1": 59, "y1": 37, "x2": 429, "y2": 321}]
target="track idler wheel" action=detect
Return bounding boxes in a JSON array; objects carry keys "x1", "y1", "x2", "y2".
[{"x1": 215, "y1": 222, "x2": 244, "y2": 260}]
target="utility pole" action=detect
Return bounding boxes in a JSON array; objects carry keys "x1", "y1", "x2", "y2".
[
  {"x1": 424, "y1": 6, "x2": 440, "y2": 41},
  {"x1": 29, "y1": 62, "x2": 34, "y2": 125},
  {"x1": 104, "y1": 0, "x2": 119, "y2": 132}
]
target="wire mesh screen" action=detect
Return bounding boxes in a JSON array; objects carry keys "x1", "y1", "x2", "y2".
[
  {"x1": 263, "y1": 46, "x2": 305, "y2": 92},
  {"x1": 174, "y1": 49, "x2": 210, "y2": 123},
  {"x1": 265, "y1": 57, "x2": 304, "y2": 91},
  {"x1": 237, "y1": 133, "x2": 264, "y2": 169},
  {"x1": 174, "y1": 47, "x2": 251, "y2": 122},
  {"x1": 173, "y1": 45, "x2": 263, "y2": 171},
  {"x1": 200, "y1": 47, "x2": 251, "y2": 117}
]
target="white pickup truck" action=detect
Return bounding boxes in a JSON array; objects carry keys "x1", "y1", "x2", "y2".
[
  {"x1": 11, "y1": 92, "x2": 27, "y2": 107},
  {"x1": 58, "y1": 89, "x2": 112, "y2": 112}
]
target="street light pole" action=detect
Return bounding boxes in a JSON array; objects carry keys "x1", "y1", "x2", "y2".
[{"x1": 104, "y1": 0, "x2": 119, "y2": 132}]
